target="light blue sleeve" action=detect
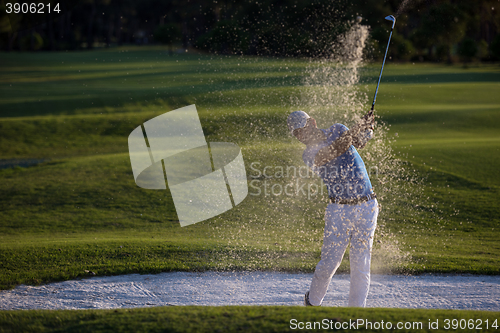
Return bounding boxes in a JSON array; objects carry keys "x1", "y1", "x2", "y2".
[
  {"x1": 302, "y1": 149, "x2": 314, "y2": 168},
  {"x1": 328, "y1": 124, "x2": 348, "y2": 140}
]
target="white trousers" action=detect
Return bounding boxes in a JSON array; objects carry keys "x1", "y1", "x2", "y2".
[{"x1": 308, "y1": 199, "x2": 379, "y2": 307}]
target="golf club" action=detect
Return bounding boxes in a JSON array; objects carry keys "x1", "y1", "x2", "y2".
[{"x1": 370, "y1": 15, "x2": 396, "y2": 113}]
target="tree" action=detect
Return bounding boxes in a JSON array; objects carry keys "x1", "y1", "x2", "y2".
[
  {"x1": 490, "y1": 34, "x2": 500, "y2": 60},
  {"x1": 410, "y1": 2, "x2": 466, "y2": 62},
  {"x1": 195, "y1": 20, "x2": 250, "y2": 55},
  {"x1": 458, "y1": 37, "x2": 478, "y2": 66},
  {"x1": 154, "y1": 24, "x2": 181, "y2": 55},
  {"x1": 0, "y1": 2, "x2": 22, "y2": 51}
]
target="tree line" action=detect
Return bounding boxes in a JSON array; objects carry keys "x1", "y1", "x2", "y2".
[{"x1": 1, "y1": 0, "x2": 499, "y2": 62}]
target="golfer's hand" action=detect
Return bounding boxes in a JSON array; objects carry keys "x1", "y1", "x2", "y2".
[{"x1": 361, "y1": 111, "x2": 375, "y2": 130}]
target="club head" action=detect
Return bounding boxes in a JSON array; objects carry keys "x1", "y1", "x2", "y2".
[{"x1": 385, "y1": 15, "x2": 396, "y2": 29}]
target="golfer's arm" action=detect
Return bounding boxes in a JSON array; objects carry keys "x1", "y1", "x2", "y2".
[
  {"x1": 351, "y1": 138, "x2": 363, "y2": 149},
  {"x1": 314, "y1": 132, "x2": 353, "y2": 166},
  {"x1": 352, "y1": 133, "x2": 368, "y2": 149}
]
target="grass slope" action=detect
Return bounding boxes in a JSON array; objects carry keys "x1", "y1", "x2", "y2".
[
  {"x1": 0, "y1": 306, "x2": 499, "y2": 332},
  {"x1": 0, "y1": 49, "x2": 499, "y2": 291}
]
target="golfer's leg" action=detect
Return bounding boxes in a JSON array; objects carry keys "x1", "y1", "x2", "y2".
[
  {"x1": 308, "y1": 204, "x2": 350, "y2": 306},
  {"x1": 348, "y1": 199, "x2": 379, "y2": 307}
]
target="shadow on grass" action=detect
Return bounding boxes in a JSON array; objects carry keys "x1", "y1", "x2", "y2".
[{"x1": 361, "y1": 72, "x2": 500, "y2": 85}]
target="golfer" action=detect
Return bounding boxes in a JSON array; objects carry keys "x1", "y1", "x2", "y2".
[{"x1": 287, "y1": 110, "x2": 379, "y2": 307}]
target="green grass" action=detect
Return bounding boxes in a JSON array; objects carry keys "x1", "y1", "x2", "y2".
[
  {"x1": 373, "y1": 65, "x2": 500, "y2": 274},
  {"x1": 0, "y1": 49, "x2": 499, "y2": 292},
  {"x1": 0, "y1": 306, "x2": 499, "y2": 332}
]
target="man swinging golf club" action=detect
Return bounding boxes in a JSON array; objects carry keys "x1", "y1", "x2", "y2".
[
  {"x1": 288, "y1": 110, "x2": 378, "y2": 307},
  {"x1": 289, "y1": 14, "x2": 395, "y2": 308}
]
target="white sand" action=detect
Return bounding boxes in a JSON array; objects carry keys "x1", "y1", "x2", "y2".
[{"x1": 1, "y1": 272, "x2": 499, "y2": 311}]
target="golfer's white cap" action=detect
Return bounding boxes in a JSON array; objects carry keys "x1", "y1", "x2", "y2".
[{"x1": 287, "y1": 111, "x2": 310, "y2": 134}]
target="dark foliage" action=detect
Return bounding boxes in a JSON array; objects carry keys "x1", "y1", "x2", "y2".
[{"x1": 0, "y1": 0, "x2": 498, "y2": 62}]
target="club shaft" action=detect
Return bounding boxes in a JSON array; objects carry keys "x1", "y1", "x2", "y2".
[{"x1": 371, "y1": 27, "x2": 394, "y2": 111}]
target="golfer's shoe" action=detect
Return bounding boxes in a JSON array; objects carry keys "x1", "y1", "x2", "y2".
[{"x1": 304, "y1": 291, "x2": 313, "y2": 306}]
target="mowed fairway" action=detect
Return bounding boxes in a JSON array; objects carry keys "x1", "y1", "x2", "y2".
[
  {"x1": 0, "y1": 48, "x2": 499, "y2": 294},
  {"x1": 374, "y1": 64, "x2": 500, "y2": 273},
  {"x1": 1, "y1": 306, "x2": 500, "y2": 333}
]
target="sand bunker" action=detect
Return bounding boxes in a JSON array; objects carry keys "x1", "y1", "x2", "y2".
[{"x1": 1, "y1": 272, "x2": 499, "y2": 311}]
